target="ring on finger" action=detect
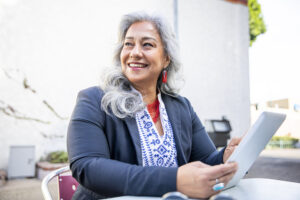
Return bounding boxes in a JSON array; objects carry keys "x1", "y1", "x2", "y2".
[
  {"x1": 215, "y1": 178, "x2": 219, "y2": 184},
  {"x1": 213, "y1": 182, "x2": 225, "y2": 191}
]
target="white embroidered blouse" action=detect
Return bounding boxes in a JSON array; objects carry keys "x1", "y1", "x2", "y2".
[{"x1": 135, "y1": 94, "x2": 178, "y2": 167}]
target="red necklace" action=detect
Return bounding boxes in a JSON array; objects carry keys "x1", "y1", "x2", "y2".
[{"x1": 147, "y1": 98, "x2": 160, "y2": 123}]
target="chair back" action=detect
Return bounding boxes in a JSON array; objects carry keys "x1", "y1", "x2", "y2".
[
  {"x1": 42, "y1": 165, "x2": 79, "y2": 200},
  {"x1": 58, "y1": 173, "x2": 79, "y2": 200}
]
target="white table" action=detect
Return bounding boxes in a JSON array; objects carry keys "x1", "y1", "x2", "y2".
[
  {"x1": 221, "y1": 178, "x2": 300, "y2": 200},
  {"x1": 107, "y1": 178, "x2": 300, "y2": 200}
]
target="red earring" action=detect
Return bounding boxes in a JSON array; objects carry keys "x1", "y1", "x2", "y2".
[{"x1": 162, "y1": 70, "x2": 168, "y2": 83}]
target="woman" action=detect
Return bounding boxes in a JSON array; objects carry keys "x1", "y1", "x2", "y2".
[{"x1": 67, "y1": 12, "x2": 240, "y2": 199}]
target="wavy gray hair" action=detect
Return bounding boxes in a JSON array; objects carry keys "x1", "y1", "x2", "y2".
[{"x1": 101, "y1": 12, "x2": 183, "y2": 118}]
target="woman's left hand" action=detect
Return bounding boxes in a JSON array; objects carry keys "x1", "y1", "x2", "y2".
[{"x1": 223, "y1": 137, "x2": 243, "y2": 163}]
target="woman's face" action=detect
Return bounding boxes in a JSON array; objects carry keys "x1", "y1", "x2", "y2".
[{"x1": 120, "y1": 21, "x2": 170, "y2": 89}]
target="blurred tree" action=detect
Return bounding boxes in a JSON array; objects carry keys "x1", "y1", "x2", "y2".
[{"x1": 248, "y1": 0, "x2": 266, "y2": 46}]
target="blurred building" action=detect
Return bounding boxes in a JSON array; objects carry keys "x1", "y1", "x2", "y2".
[
  {"x1": 251, "y1": 98, "x2": 300, "y2": 139},
  {"x1": 0, "y1": 0, "x2": 250, "y2": 171}
]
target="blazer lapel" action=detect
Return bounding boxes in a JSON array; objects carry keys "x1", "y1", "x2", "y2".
[
  {"x1": 162, "y1": 94, "x2": 187, "y2": 166},
  {"x1": 124, "y1": 117, "x2": 143, "y2": 165}
]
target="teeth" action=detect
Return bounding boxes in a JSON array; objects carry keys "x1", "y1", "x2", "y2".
[{"x1": 129, "y1": 63, "x2": 146, "y2": 68}]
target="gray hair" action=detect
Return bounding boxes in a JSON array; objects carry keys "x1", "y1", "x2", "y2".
[{"x1": 101, "y1": 12, "x2": 183, "y2": 118}]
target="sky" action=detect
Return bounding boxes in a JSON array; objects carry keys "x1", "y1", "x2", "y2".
[{"x1": 249, "y1": 0, "x2": 300, "y2": 103}]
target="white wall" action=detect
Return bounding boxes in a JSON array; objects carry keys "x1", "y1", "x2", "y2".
[
  {"x1": 179, "y1": 0, "x2": 250, "y2": 137},
  {"x1": 0, "y1": 0, "x2": 249, "y2": 169}
]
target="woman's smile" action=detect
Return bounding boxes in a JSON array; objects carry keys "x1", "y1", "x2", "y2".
[{"x1": 128, "y1": 62, "x2": 148, "y2": 70}]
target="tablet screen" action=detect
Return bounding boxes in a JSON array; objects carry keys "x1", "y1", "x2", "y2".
[{"x1": 224, "y1": 112, "x2": 286, "y2": 189}]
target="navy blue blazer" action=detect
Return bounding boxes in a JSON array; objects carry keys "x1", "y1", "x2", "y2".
[{"x1": 67, "y1": 86, "x2": 225, "y2": 199}]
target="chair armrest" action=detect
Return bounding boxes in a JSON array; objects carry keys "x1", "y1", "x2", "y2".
[{"x1": 41, "y1": 165, "x2": 70, "y2": 200}]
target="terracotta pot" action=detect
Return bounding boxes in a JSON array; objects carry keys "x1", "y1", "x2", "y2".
[{"x1": 36, "y1": 161, "x2": 68, "y2": 180}]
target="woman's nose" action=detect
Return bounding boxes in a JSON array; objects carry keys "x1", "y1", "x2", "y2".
[{"x1": 130, "y1": 44, "x2": 142, "y2": 58}]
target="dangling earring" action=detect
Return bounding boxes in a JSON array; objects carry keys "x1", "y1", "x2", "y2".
[{"x1": 162, "y1": 69, "x2": 168, "y2": 83}]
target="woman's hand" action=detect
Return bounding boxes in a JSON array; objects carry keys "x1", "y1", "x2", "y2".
[
  {"x1": 223, "y1": 137, "x2": 243, "y2": 163},
  {"x1": 176, "y1": 161, "x2": 238, "y2": 199}
]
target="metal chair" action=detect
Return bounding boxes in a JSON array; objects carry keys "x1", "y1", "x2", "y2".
[{"x1": 41, "y1": 165, "x2": 79, "y2": 200}]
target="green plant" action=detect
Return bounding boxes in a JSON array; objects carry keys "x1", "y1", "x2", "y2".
[
  {"x1": 248, "y1": 0, "x2": 267, "y2": 46},
  {"x1": 270, "y1": 136, "x2": 299, "y2": 143},
  {"x1": 267, "y1": 136, "x2": 299, "y2": 149},
  {"x1": 46, "y1": 151, "x2": 69, "y2": 163}
]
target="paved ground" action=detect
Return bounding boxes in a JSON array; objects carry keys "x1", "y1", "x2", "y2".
[
  {"x1": 260, "y1": 148, "x2": 300, "y2": 160},
  {"x1": 244, "y1": 149, "x2": 300, "y2": 183},
  {"x1": 0, "y1": 177, "x2": 57, "y2": 200},
  {"x1": 0, "y1": 149, "x2": 300, "y2": 200},
  {"x1": 245, "y1": 156, "x2": 300, "y2": 183}
]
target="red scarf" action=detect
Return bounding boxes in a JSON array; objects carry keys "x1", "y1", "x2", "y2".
[{"x1": 147, "y1": 98, "x2": 160, "y2": 123}]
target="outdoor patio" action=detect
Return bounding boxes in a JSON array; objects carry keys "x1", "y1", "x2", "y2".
[{"x1": 1, "y1": 149, "x2": 299, "y2": 200}]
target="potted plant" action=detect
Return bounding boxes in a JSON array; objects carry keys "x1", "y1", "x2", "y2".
[{"x1": 37, "y1": 151, "x2": 69, "y2": 180}]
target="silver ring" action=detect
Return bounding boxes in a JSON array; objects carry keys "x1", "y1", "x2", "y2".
[
  {"x1": 213, "y1": 182, "x2": 225, "y2": 191},
  {"x1": 216, "y1": 178, "x2": 219, "y2": 184}
]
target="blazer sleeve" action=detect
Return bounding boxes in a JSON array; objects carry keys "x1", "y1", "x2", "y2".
[
  {"x1": 183, "y1": 98, "x2": 225, "y2": 165},
  {"x1": 67, "y1": 87, "x2": 177, "y2": 197}
]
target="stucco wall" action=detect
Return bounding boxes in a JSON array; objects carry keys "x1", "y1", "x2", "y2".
[
  {"x1": 0, "y1": 0, "x2": 249, "y2": 169},
  {"x1": 179, "y1": 0, "x2": 250, "y2": 138}
]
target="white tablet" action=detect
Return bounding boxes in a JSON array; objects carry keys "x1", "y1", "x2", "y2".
[{"x1": 224, "y1": 111, "x2": 286, "y2": 189}]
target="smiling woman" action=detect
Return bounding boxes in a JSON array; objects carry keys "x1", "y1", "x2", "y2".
[
  {"x1": 101, "y1": 12, "x2": 182, "y2": 119},
  {"x1": 67, "y1": 12, "x2": 240, "y2": 200},
  {"x1": 121, "y1": 21, "x2": 170, "y2": 93}
]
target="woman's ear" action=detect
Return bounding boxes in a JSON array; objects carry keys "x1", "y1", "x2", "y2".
[{"x1": 164, "y1": 55, "x2": 171, "y2": 68}]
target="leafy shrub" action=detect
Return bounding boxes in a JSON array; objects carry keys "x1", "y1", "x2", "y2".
[
  {"x1": 248, "y1": 0, "x2": 267, "y2": 46},
  {"x1": 270, "y1": 136, "x2": 299, "y2": 143},
  {"x1": 46, "y1": 151, "x2": 69, "y2": 163},
  {"x1": 267, "y1": 136, "x2": 299, "y2": 149}
]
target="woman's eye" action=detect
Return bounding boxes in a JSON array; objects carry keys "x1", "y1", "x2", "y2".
[
  {"x1": 143, "y1": 43, "x2": 153, "y2": 47},
  {"x1": 124, "y1": 42, "x2": 133, "y2": 46}
]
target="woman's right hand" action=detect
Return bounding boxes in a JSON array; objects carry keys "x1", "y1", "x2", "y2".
[{"x1": 176, "y1": 161, "x2": 238, "y2": 199}]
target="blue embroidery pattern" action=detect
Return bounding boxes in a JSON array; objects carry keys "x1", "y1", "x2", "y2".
[{"x1": 136, "y1": 94, "x2": 178, "y2": 167}]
